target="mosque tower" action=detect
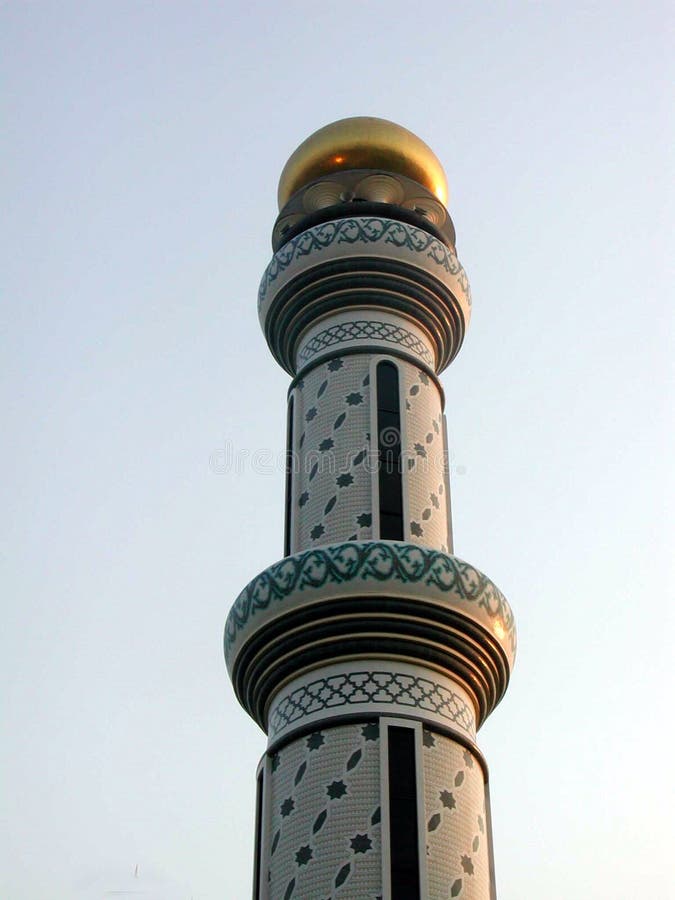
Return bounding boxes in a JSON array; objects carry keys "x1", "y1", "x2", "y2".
[{"x1": 224, "y1": 117, "x2": 516, "y2": 900}]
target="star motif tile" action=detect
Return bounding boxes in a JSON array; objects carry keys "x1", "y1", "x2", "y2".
[
  {"x1": 326, "y1": 779, "x2": 347, "y2": 800},
  {"x1": 306, "y1": 732, "x2": 325, "y2": 751},
  {"x1": 350, "y1": 833, "x2": 372, "y2": 854},
  {"x1": 361, "y1": 722, "x2": 379, "y2": 741},
  {"x1": 295, "y1": 844, "x2": 313, "y2": 866},
  {"x1": 280, "y1": 797, "x2": 295, "y2": 817},
  {"x1": 422, "y1": 729, "x2": 435, "y2": 748},
  {"x1": 440, "y1": 790, "x2": 456, "y2": 810}
]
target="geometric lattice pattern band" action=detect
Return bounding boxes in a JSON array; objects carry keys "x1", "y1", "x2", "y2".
[
  {"x1": 268, "y1": 668, "x2": 476, "y2": 742},
  {"x1": 298, "y1": 319, "x2": 434, "y2": 365}
]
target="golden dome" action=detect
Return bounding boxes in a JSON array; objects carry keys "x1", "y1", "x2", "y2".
[{"x1": 277, "y1": 116, "x2": 448, "y2": 210}]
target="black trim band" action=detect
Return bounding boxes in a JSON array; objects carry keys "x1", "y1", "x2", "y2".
[
  {"x1": 230, "y1": 595, "x2": 510, "y2": 732},
  {"x1": 263, "y1": 256, "x2": 466, "y2": 375},
  {"x1": 275, "y1": 199, "x2": 455, "y2": 252}
]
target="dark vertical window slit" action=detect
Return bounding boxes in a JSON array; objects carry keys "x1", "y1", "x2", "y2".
[
  {"x1": 388, "y1": 726, "x2": 421, "y2": 899},
  {"x1": 253, "y1": 769, "x2": 263, "y2": 899},
  {"x1": 376, "y1": 362, "x2": 403, "y2": 540},
  {"x1": 284, "y1": 396, "x2": 294, "y2": 556}
]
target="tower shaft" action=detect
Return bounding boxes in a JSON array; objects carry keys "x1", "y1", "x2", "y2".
[{"x1": 225, "y1": 118, "x2": 515, "y2": 900}]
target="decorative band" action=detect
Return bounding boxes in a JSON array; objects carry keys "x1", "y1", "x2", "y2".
[
  {"x1": 225, "y1": 541, "x2": 515, "y2": 658},
  {"x1": 259, "y1": 216, "x2": 471, "y2": 311},
  {"x1": 298, "y1": 319, "x2": 433, "y2": 366},
  {"x1": 268, "y1": 668, "x2": 476, "y2": 741}
]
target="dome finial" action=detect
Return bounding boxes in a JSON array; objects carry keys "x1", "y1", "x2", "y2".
[{"x1": 277, "y1": 116, "x2": 448, "y2": 210}]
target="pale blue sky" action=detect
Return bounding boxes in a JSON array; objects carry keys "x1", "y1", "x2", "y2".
[{"x1": 2, "y1": 2, "x2": 673, "y2": 898}]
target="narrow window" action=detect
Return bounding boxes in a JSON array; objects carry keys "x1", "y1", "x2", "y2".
[
  {"x1": 388, "y1": 726, "x2": 421, "y2": 898},
  {"x1": 284, "y1": 396, "x2": 294, "y2": 556},
  {"x1": 442, "y1": 412, "x2": 454, "y2": 554},
  {"x1": 376, "y1": 362, "x2": 403, "y2": 540},
  {"x1": 253, "y1": 769, "x2": 263, "y2": 899}
]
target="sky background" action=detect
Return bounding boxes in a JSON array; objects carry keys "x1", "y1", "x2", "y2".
[{"x1": 2, "y1": 2, "x2": 673, "y2": 898}]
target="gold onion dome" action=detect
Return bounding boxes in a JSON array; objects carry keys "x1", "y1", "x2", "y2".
[{"x1": 277, "y1": 116, "x2": 449, "y2": 210}]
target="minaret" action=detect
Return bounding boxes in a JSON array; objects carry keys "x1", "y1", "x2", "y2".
[{"x1": 224, "y1": 117, "x2": 516, "y2": 900}]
